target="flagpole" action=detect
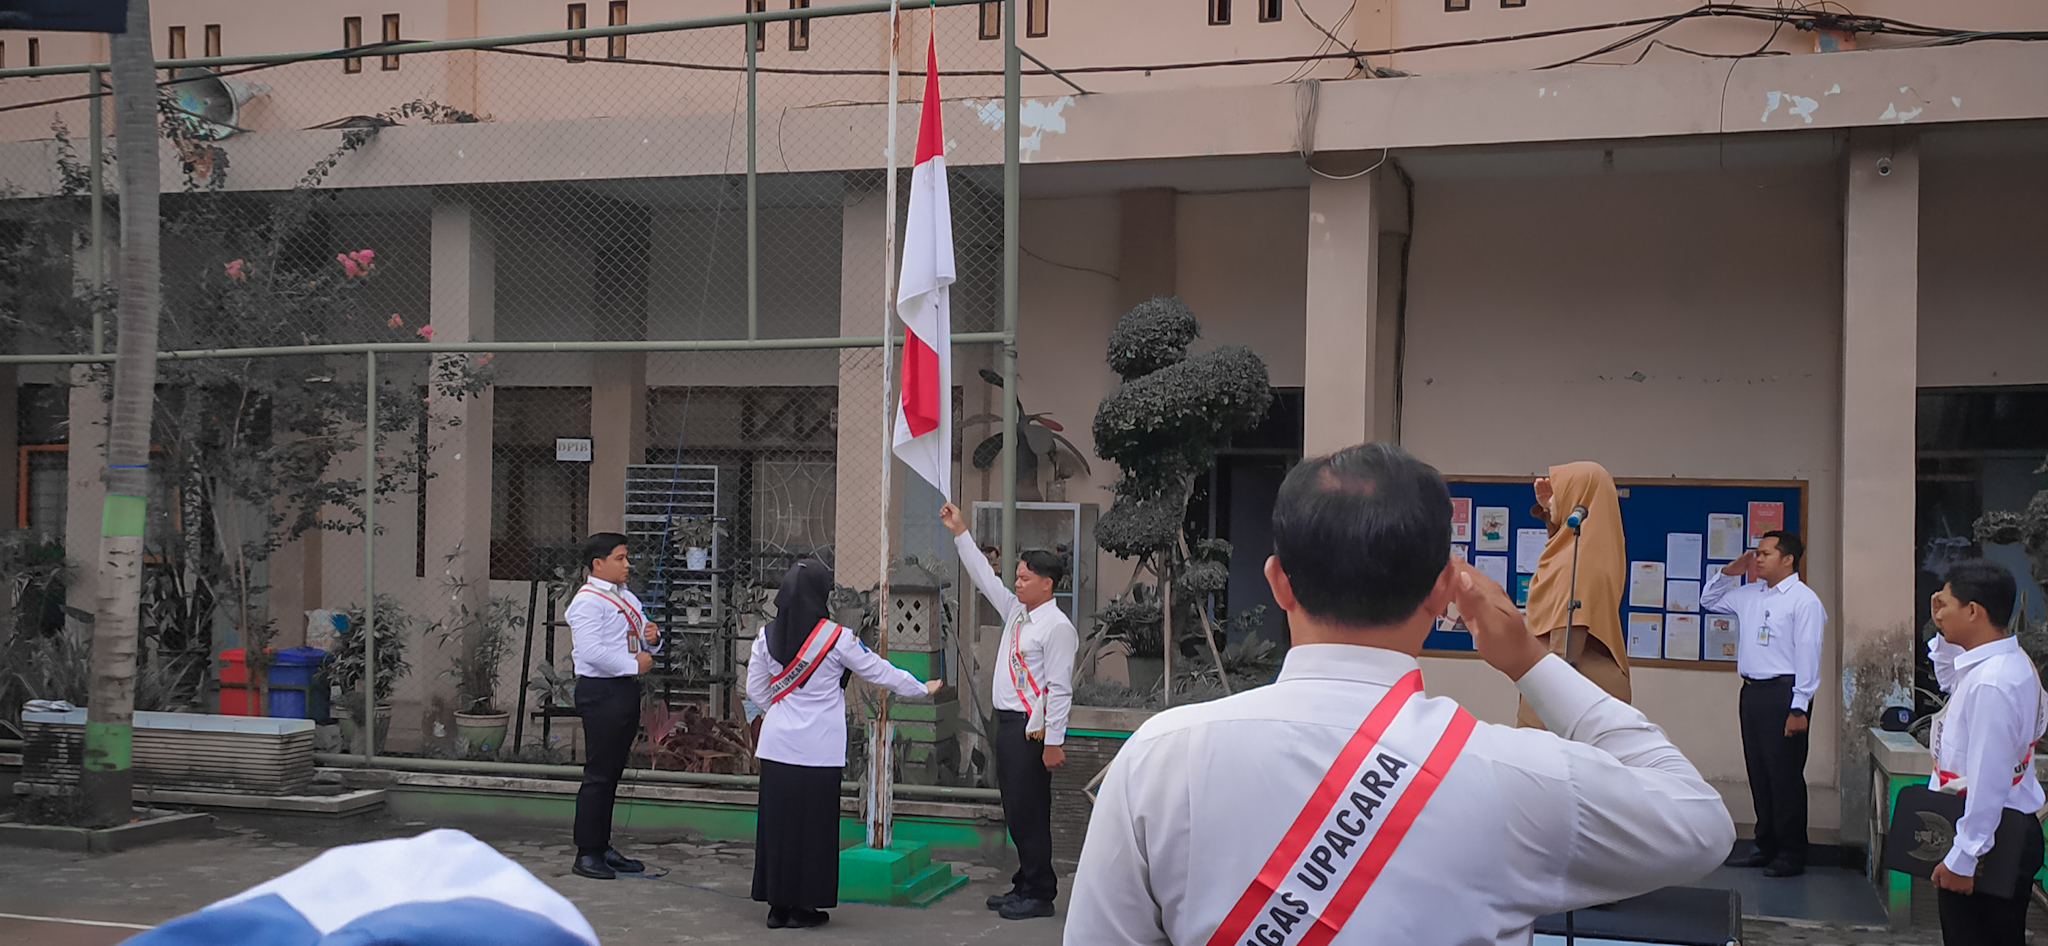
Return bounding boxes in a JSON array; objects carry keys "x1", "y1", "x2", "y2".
[{"x1": 869, "y1": 0, "x2": 903, "y2": 852}]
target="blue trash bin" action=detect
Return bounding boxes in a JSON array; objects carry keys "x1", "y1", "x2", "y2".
[{"x1": 268, "y1": 646, "x2": 328, "y2": 719}]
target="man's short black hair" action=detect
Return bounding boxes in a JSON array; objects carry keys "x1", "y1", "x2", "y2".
[
  {"x1": 1019, "y1": 549, "x2": 1066, "y2": 587},
  {"x1": 1761, "y1": 530, "x2": 1804, "y2": 568},
  {"x1": 582, "y1": 532, "x2": 629, "y2": 570},
  {"x1": 1947, "y1": 558, "x2": 2018, "y2": 629},
  {"x1": 1272, "y1": 442, "x2": 1451, "y2": 627}
]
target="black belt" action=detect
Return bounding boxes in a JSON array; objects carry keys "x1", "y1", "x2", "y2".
[{"x1": 1741, "y1": 674, "x2": 1794, "y2": 686}]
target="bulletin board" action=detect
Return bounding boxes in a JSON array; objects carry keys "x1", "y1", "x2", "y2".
[{"x1": 1427, "y1": 476, "x2": 1808, "y2": 671}]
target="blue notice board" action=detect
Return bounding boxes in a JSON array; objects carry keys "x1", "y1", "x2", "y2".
[{"x1": 1430, "y1": 477, "x2": 1806, "y2": 669}]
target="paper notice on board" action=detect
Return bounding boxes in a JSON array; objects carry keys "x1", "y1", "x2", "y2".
[
  {"x1": 1627, "y1": 613, "x2": 1664, "y2": 660},
  {"x1": 1452, "y1": 543, "x2": 1469, "y2": 564},
  {"x1": 1664, "y1": 613, "x2": 1702, "y2": 661},
  {"x1": 1475, "y1": 554, "x2": 1510, "y2": 590},
  {"x1": 1666, "y1": 579, "x2": 1701, "y2": 613},
  {"x1": 1707, "y1": 514, "x2": 1745, "y2": 561},
  {"x1": 1703, "y1": 613, "x2": 1740, "y2": 661},
  {"x1": 1629, "y1": 561, "x2": 1667, "y2": 608},
  {"x1": 1666, "y1": 532, "x2": 1704, "y2": 580},
  {"x1": 1450, "y1": 497, "x2": 1472, "y2": 544},
  {"x1": 1515, "y1": 574, "x2": 1532, "y2": 606},
  {"x1": 1515, "y1": 529, "x2": 1547, "y2": 574},
  {"x1": 1748, "y1": 501, "x2": 1785, "y2": 548},
  {"x1": 1476, "y1": 507, "x2": 1510, "y2": 551}
]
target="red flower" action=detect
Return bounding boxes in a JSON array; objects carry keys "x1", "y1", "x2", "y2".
[
  {"x1": 387, "y1": 314, "x2": 404, "y2": 328},
  {"x1": 224, "y1": 259, "x2": 247, "y2": 281},
  {"x1": 417, "y1": 325, "x2": 436, "y2": 341}
]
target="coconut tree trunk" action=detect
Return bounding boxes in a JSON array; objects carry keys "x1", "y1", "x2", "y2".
[{"x1": 82, "y1": 0, "x2": 163, "y2": 827}]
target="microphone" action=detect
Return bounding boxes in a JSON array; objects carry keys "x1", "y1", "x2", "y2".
[{"x1": 1566, "y1": 505, "x2": 1589, "y2": 530}]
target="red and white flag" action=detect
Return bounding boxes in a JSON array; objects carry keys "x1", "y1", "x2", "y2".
[{"x1": 892, "y1": 34, "x2": 953, "y2": 498}]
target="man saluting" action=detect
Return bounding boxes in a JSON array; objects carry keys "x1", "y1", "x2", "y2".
[{"x1": 1067, "y1": 444, "x2": 1733, "y2": 944}]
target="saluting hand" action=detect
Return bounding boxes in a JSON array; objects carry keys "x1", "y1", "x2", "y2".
[
  {"x1": 1450, "y1": 557, "x2": 1547, "y2": 682},
  {"x1": 1533, "y1": 476, "x2": 1553, "y2": 514},
  {"x1": 1723, "y1": 550, "x2": 1757, "y2": 579}
]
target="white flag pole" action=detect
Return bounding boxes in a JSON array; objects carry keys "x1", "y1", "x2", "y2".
[{"x1": 869, "y1": 0, "x2": 903, "y2": 852}]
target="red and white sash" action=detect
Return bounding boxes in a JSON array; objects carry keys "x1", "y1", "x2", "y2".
[
  {"x1": 577, "y1": 582, "x2": 645, "y2": 654},
  {"x1": 1205, "y1": 671, "x2": 1475, "y2": 946},
  {"x1": 764, "y1": 619, "x2": 845, "y2": 706},
  {"x1": 1005, "y1": 610, "x2": 1045, "y2": 724}
]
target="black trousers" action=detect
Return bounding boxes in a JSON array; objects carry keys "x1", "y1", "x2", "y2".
[
  {"x1": 1938, "y1": 819, "x2": 2044, "y2": 946},
  {"x1": 753, "y1": 759, "x2": 843, "y2": 909},
  {"x1": 1738, "y1": 675, "x2": 1808, "y2": 865},
  {"x1": 574, "y1": 675, "x2": 640, "y2": 855},
  {"x1": 996, "y1": 709, "x2": 1057, "y2": 901}
]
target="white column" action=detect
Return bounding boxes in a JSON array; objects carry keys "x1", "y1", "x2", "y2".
[
  {"x1": 1303, "y1": 167, "x2": 1381, "y2": 456},
  {"x1": 426, "y1": 198, "x2": 497, "y2": 727}
]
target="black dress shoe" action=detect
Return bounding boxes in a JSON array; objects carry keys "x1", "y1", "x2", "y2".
[
  {"x1": 603, "y1": 849, "x2": 645, "y2": 873},
  {"x1": 985, "y1": 891, "x2": 1021, "y2": 911},
  {"x1": 789, "y1": 908, "x2": 830, "y2": 929},
  {"x1": 1724, "y1": 847, "x2": 1773, "y2": 868},
  {"x1": 572, "y1": 853, "x2": 616, "y2": 880},
  {"x1": 998, "y1": 897, "x2": 1056, "y2": 920},
  {"x1": 1762, "y1": 857, "x2": 1805, "y2": 878},
  {"x1": 765, "y1": 907, "x2": 790, "y2": 929}
]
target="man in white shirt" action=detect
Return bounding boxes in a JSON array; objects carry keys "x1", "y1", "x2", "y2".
[
  {"x1": 1701, "y1": 530, "x2": 1826, "y2": 877},
  {"x1": 565, "y1": 532, "x2": 661, "y2": 881},
  {"x1": 941, "y1": 502, "x2": 1078, "y2": 921},
  {"x1": 1067, "y1": 443, "x2": 1734, "y2": 945},
  {"x1": 1926, "y1": 559, "x2": 2046, "y2": 946}
]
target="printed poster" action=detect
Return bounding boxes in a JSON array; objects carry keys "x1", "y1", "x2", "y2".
[
  {"x1": 1747, "y1": 501, "x2": 1785, "y2": 548},
  {"x1": 1666, "y1": 532, "x2": 1704, "y2": 581},
  {"x1": 1475, "y1": 507, "x2": 1510, "y2": 552},
  {"x1": 1626, "y1": 613, "x2": 1664, "y2": 660},
  {"x1": 1515, "y1": 574, "x2": 1533, "y2": 606},
  {"x1": 1628, "y1": 561, "x2": 1667, "y2": 609},
  {"x1": 1450, "y1": 497, "x2": 1473, "y2": 544},
  {"x1": 1475, "y1": 554, "x2": 1510, "y2": 591},
  {"x1": 1703, "y1": 613, "x2": 1740, "y2": 661},
  {"x1": 1666, "y1": 579, "x2": 1701, "y2": 613},
  {"x1": 1664, "y1": 613, "x2": 1702, "y2": 661},
  {"x1": 1707, "y1": 514, "x2": 1745, "y2": 561},
  {"x1": 1452, "y1": 543, "x2": 1469, "y2": 564},
  {"x1": 1516, "y1": 528, "x2": 1548, "y2": 574}
]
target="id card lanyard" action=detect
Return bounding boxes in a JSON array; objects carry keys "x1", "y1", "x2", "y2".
[{"x1": 1758, "y1": 607, "x2": 1771, "y2": 646}]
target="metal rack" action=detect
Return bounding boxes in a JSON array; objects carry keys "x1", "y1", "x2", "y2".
[{"x1": 625, "y1": 464, "x2": 734, "y2": 715}]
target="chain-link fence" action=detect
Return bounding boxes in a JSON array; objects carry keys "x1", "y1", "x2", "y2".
[{"x1": 0, "y1": 0, "x2": 1020, "y2": 786}]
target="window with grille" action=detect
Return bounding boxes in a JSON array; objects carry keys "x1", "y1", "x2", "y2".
[
  {"x1": 608, "y1": 2, "x2": 628, "y2": 59},
  {"x1": 789, "y1": 0, "x2": 809, "y2": 51},
  {"x1": 979, "y1": 2, "x2": 1001, "y2": 39},
  {"x1": 168, "y1": 26, "x2": 186, "y2": 59},
  {"x1": 749, "y1": 0, "x2": 767, "y2": 52},
  {"x1": 567, "y1": 4, "x2": 587, "y2": 60},
  {"x1": 1259, "y1": 0, "x2": 1282, "y2": 22},
  {"x1": 205, "y1": 24, "x2": 221, "y2": 57},
  {"x1": 381, "y1": 14, "x2": 401, "y2": 70},
  {"x1": 1027, "y1": 0, "x2": 1048, "y2": 36},
  {"x1": 343, "y1": 17, "x2": 362, "y2": 73}
]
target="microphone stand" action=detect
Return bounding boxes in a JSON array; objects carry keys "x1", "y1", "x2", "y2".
[{"x1": 1561, "y1": 512, "x2": 1584, "y2": 946}]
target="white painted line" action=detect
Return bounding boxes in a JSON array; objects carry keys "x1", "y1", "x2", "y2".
[{"x1": 0, "y1": 911, "x2": 156, "y2": 931}]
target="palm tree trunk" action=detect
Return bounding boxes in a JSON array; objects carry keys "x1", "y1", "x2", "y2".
[{"x1": 82, "y1": 0, "x2": 162, "y2": 827}]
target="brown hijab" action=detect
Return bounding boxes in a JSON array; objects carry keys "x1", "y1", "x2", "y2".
[{"x1": 1524, "y1": 461, "x2": 1628, "y2": 669}]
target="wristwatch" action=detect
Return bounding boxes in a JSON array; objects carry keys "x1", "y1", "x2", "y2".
[{"x1": 1788, "y1": 709, "x2": 1808, "y2": 718}]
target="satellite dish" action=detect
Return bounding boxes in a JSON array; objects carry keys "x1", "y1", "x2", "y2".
[{"x1": 166, "y1": 67, "x2": 269, "y2": 140}]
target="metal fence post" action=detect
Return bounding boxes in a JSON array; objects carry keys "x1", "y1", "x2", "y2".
[
  {"x1": 88, "y1": 67, "x2": 104, "y2": 355},
  {"x1": 363, "y1": 350, "x2": 377, "y2": 763},
  {"x1": 999, "y1": 0, "x2": 1020, "y2": 589},
  {"x1": 746, "y1": 19, "x2": 759, "y2": 342}
]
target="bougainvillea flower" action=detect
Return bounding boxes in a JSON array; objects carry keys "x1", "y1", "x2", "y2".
[
  {"x1": 338, "y1": 249, "x2": 376, "y2": 277},
  {"x1": 417, "y1": 325, "x2": 435, "y2": 340},
  {"x1": 337, "y1": 254, "x2": 361, "y2": 277},
  {"x1": 387, "y1": 314, "x2": 404, "y2": 328},
  {"x1": 476, "y1": 353, "x2": 494, "y2": 366},
  {"x1": 224, "y1": 259, "x2": 247, "y2": 281}
]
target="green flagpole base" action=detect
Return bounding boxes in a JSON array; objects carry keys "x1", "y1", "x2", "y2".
[{"x1": 837, "y1": 840, "x2": 969, "y2": 907}]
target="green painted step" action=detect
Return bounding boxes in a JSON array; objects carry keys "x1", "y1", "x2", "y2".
[
  {"x1": 837, "y1": 840, "x2": 966, "y2": 907},
  {"x1": 901, "y1": 862, "x2": 970, "y2": 906}
]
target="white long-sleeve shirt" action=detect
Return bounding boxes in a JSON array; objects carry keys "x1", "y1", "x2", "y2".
[
  {"x1": 1699, "y1": 571, "x2": 1827, "y2": 712},
  {"x1": 954, "y1": 531, "x2": 1078, "y2": 745},
  {"x1": 1927, "y1": 633, "x2": 2048, "y2": 877},
  {"x1": 1067, "y1": 646, "x2": 1734, "y2": 946},
  {"x1": 565, "y1": 577, "x2": 661, "y2": 679},
  {"x1": 745, "y1": 625, "x2": 929, "y2": 767}
]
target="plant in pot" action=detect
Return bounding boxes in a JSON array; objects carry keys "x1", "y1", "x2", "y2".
[
  {"x1": 430, "y1": 547, "x2": 522, "y2": 757},
  {"x1": 525, "y1": 661, "x2": 583, "y2": 762},
  {"x1": 326, "y1": 595, "x2": 414, "y2": 754},
  {"x1": 667, "y1": 515, "x2": 727, "y2": 571}
]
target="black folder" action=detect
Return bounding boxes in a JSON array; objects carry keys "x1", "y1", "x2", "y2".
[{"x1": 1881, "y1": 783, "x2": 2041, "y2": 897}]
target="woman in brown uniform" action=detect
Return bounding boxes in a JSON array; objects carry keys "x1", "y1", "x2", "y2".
[{"x1": 1516, "y1": 461, "x2": 1630, "y2": 728}]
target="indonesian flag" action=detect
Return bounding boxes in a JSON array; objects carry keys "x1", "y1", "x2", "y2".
[{"x1": 892, "y1": 34, "x2": 953, "y2": 498}]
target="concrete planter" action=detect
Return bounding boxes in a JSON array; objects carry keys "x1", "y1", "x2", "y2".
[
  {"x1": 1050, "y1": 705, "x2": 1160, "y2": 866},
  {"x1": 0, "y1": 809, "x2": 214, "y2": 853},
  {"x1": 455, "y1": 711, "x2": 511, "y2": 754},
  {"x1": 22, "y1": 709, "x2": 316, "y2": 796}
]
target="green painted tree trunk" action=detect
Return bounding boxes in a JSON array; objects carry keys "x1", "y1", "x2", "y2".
[{"x1": 82, "y1": 0, "x2": 163, "y2": 828}]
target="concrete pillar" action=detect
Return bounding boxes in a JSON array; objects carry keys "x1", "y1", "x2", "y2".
[
  {"x1": 1303, "y1": 166, "x2": 1381, "y2": 456},
  {"x1": 587, "y1": 354, "x2": 647, "y2": 533},
  {"x1": 835, "y1": 186, "x2": 888, "y2": 586},
  {"x1": 1116, "y1": 189, "x2": 1177, "y2": 314},
  {"x1": 426, "y1": 198, "x2": 496, "y2": 728},
  {"x1": 64, "y1": 366, "x2": 107, "y2": 617},
  {"x1": 0, "y1": 365, "x2": 15, "y2": 531},
  {"x1": 1836, "y1": 127, "x2": 1920, "y2": 849}
]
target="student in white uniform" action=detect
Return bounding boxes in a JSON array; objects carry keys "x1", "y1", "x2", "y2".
[
  {"x1": 1067, "y1": 443, "x2": 1734, "y2": 945},
  {"x1": 941, "y1": 502, "x2": 1078, "y2": 921},
  {"x1": 1701, "y1": 531, "x2": 1826, "y2": 877},
  {"x1": 565, "y1": 532, "x2": 662, "y2": 881},
  {"x1": 1926, "y1": 559, "x2": 2047, "y2": 946},
  {"x1": 745, "y1": 558, "x2": 939, "y2": 930}
]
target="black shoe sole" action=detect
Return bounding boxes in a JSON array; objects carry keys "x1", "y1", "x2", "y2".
[{"x1": 571, "y1": 866, "x2": 616, "y2": 880}]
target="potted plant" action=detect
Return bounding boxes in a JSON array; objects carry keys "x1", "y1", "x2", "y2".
[
  {"x1": 440, "y1": 594, "x2": 519, "y2": 756},
  {"x1": 326, "y1": 595, "x2": 414, "y2": 753},
  {"x1": 667, "y1": 515, "x2": 726, "y2": 571},
  {"x1": 525, "y1": 661, "x2": 584, "y2": 762},
  {"x1": 675, "y1": 584, "x2": 715, "y2": 626}
]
